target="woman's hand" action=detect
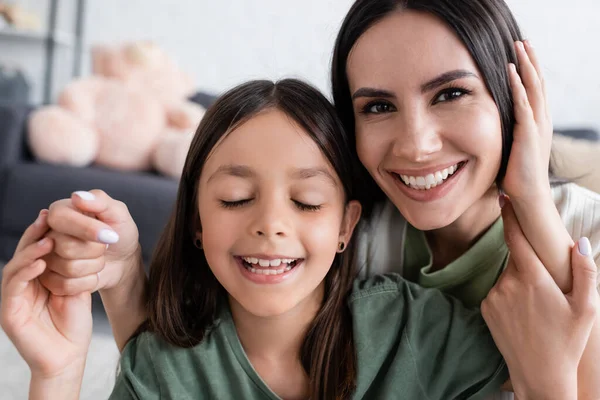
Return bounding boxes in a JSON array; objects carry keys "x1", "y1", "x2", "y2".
[
  {"x1": 502, "y1": 40, "x2": 553, "y2": 202},
  {"x1": 41, "y1": 190, "x2": 147, "y2": 351},
  {"x1": 481, "y1": 199, "x2": 598, "y2": 399},
  {"x1": 41, "y1": 190, "x2": 141, "y2": 294},
  {"x1": 500, "y1": 40, "x2": 574, "y2": 293},
  {"x1": 0, "y1": 210, "x2": 92, "y2": 383}
]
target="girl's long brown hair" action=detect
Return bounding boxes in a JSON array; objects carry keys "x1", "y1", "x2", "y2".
[{"x1": 143, "y1": 79, "x2": 362, "y2": 399}]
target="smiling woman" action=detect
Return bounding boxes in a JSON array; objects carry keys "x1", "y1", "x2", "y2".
[{"x1": 331, "y1": 0, "x2": 600, "y2": 398}]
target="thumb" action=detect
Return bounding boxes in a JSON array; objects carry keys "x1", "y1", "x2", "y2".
[
  {"x1": 570, "y1": 237, "x2": 599, "y2": 314},
  {"x1": 71, "y1": 190, "x2": 129, "y2": 226}
]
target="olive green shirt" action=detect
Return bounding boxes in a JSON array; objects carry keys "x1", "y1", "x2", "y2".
[
  {"x1": 403, "y1": 218, "x2": 508, "y2": 307},
  {"x1": 110, "y1": 274, "x2": 507, "y2": 399}
]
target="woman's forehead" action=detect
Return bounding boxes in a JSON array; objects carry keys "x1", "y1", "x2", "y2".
[{"x1": 347, "y1": 10, "x2": 478, "y2": 91}]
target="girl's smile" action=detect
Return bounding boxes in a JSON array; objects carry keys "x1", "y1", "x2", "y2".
[{"x1": 235, "y1": 255, "x2": 304, "y2": 284}]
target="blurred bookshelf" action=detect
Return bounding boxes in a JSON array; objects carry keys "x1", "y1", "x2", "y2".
[{"x1": 0, "y1": 0, "x2": 86, "y2": 104}]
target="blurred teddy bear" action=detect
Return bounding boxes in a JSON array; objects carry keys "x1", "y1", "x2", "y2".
[{"x1": 27, "y1": 41, "x2": 205, "y2": 178}]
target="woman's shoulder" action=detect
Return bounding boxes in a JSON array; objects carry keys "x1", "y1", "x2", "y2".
[
  {"x1": 356, "y1": 200, "x2": 408, "y2": 277},
  {"x1": 552, "y1": 183, "x2": 600, "y2": 264}
]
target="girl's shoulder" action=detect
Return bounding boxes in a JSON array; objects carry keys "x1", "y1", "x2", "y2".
[{"x1": 552, "y1": 183, "x2": 600, "y2": 265}]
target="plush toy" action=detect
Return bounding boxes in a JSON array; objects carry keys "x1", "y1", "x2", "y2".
[{"x1": 27, "y1": 41, "x2": 205, "y2": 178}]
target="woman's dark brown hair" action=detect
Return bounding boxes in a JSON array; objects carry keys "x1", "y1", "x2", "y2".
[
  {"x1": 145, "y1": 79, "x2": 360, "y2": 399},
  {"x1": 331, "y1": 0, "x2": 526, "y2": 212}
]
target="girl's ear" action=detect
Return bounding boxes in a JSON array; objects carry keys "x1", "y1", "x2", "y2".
[{"x1": 339, "y1": 200, "x2": 362, "y2": 247}]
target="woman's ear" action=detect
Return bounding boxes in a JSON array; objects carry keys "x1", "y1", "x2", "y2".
[{"x1": 338, "y1": 200, "x2": 362, "y2": 248}]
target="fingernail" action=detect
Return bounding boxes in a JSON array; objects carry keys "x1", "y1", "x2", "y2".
[
  {"x1": 578, "y1": 237, "x2": 592, "y2": 257},
  {"x1": 34, "y1": 210, "x2": 48, "y2": 226},
  {"x1": 98, "y1": 229, "x2": 119, "y2": 244},
  {"x1": 524, "y1": 39, "x2": 533, "y2": 49},
  {"x1": 73, "y1": 191, "x2": 95, "y2": 201},
  {"x1": 499, "y1": 195, "x2": 505, "y2": 209},
  {"x1": 510, "y1": 63, "x2": 517, "y2": 73},
  {"x1": 37, "y1": 238, "x2": 47, "y2": 246},
  {"x1": 516, "y1": 41, "x2": 525, "y2": 51}
]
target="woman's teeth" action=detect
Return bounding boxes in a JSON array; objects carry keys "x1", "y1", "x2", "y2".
[
  {"x1": 241, "y1": 257, "x2": 297, "y2": 275},
  {"x1": 397, "y1": 163, "x2": 463, "y2": 190}
]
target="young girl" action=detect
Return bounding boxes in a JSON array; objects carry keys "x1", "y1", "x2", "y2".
[{"x1": 2, "y1": 79, "x2": 596, "y2": 399}]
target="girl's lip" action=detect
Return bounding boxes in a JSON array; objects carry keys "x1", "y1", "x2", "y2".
[
  {"x1": 236, "y1": 254, "x2": 302, "y2": 260},
  {"x1": 235, "y1": 257, "x2": 303, "y2": 285}
]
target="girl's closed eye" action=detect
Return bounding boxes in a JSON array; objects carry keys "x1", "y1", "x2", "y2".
[
  {"x1": 220, "y1": 198, "x2": 253, "y2": 209},
  {"x1": 432, "y1": 86, "x2": 473, "y2": 105},
  {"x1": 293, "y1": 200, "x2": 322, "y2": 212}
]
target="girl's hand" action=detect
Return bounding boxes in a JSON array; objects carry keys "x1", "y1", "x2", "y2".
[
  {"x1": 502, "y1": 40, "x2": 553, "y2": 203},
  {"x1": 481, "y1": 199, "x2": 598, "y2": 399},
  {"x1": 0, "y1": 210, "x2": 93, "y2": 380},
  {"x1": 41, "y1": 189, "x2": 141, "y2": 295}
]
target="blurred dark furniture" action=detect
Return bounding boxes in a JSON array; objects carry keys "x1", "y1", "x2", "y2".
[{"x1": 0, "y1": 92, "x2": 216, "y2": 266}]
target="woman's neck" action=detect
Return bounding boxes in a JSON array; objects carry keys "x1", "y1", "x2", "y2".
[
  {"x1": 426, "y1": 186, "x2": 502, "y2": 271},
  {"x1": 229, "y1": 284, "x2": 324, "y2": 399}
]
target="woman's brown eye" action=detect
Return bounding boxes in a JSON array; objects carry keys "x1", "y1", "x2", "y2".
[
  {"x1": 362, "y1": 102, "x2": 394, "y2": 114},
  {"x1": 433, "y1": 88, "x2": 471, "y2": 104}
]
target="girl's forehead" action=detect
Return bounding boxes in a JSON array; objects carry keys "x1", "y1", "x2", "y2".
[{"x1": 201, "y1": 109, "x2": 338, "y2": 181}]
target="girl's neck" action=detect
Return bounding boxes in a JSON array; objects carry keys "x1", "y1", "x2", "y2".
[
  {"x1": 425, "y1": 186, "x2": 501, "y2": 271},
  {"x1": 229, "y1": 283, "x2": 324, "y2": 399}
]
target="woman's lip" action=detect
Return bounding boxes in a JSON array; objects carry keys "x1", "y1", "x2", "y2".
[
  {"x1": 388, "y1": 161, "x2": 467, "y2": 202},
  {"x1": 387, "y1": 160, "x2": 467, "y2": 177},
  {"x1": 236, "y1": 257, "x2": 302, "y2": 284}
]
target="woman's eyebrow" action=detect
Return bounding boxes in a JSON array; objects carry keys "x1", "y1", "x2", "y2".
[
  {"x1": 352, "y1": 88, "x2": 396, "y2": 100},
  {"x1": 420, "y1": 69, "x2": 477, "y2": 93}
]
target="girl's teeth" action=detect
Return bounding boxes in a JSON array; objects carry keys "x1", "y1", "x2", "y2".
[
  {"x1": 258, "y1": 259, "x2": 270, "y2": 267},
  {"x1": 247, "y1": 265, "x2": 292, "y2": 275}
]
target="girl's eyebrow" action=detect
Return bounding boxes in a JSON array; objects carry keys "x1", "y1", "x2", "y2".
[
  {"x1": 208, "y1": 164, "x2": 338, "y2": 187},
  {"x1": 290, "y1": 167, "x2": 338, "y2": 188},
  {"x1": 208, "y1": 164, "x2": 254, "y2": 182}
]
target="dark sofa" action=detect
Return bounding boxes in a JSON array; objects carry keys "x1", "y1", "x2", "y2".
[{"x1": 0, "y1": 92, "x2": 215, "y2": 267}]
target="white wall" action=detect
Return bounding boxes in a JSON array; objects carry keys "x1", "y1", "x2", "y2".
[{"x1": 2, "y1": 0, "x2": 599, "y2": 130}]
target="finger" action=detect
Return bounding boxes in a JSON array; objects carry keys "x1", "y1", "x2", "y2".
[
  {"x1": 502, "y1": 197, "x2": 548, "y2": 281},
  {"x1": 1, "y1": 238, "x2": 54, "y2": 298},
  {"x1": 570, "y1": 237, "x2": 599, "y2": 318},
  {"x1": 14, "y1": 210, "x2": 50, "y2": 254},
  {"x1": 46, "y1": 231, "x2": 106, "y2": 260},
  {"x1": 39, "y1": 269, "x2": 100, "y2": 295},
  {"x1": 507, "y1": 63, "x2": 536, "y2": 135},
  {"x1": 514, "y1": 41, "x2": 544, "y2": 122},
  {"x1": 2, "y1": 260, "x2": 47, "y2": 301},
  {"x1": 43, "y1": 252, "x2": 105, "y2": 279},
  {"x1": 72, "y1": 190, "x2": 131, "y2": 226},
  {"x1": 523, "y1": 40, "x2": 547, "y2": 103},
  {"x1": 48, "y1": 199, "x2": 119, "y2": 245}
]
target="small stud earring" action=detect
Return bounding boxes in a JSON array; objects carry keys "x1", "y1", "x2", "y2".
[
  {"x1": 194, "y1": 238, "x2": 203, "y2": 249},
  {"x1": 337, "y1": 241, "x2": 345, "y2": 252}
]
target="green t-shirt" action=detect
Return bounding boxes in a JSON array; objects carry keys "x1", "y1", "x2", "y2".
[
  {"x1": 403, "y1": 218, "x2": 508, "y2": 307},
  {"x1": 109, "y1": 274, "x2": 507, "y2": 399}
]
